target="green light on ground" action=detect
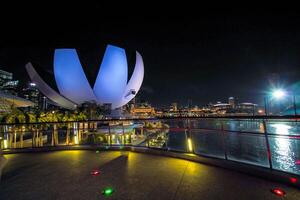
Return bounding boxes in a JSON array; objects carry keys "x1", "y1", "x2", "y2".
[
  {"x1": 96, "y1": 150, "x2": 99, "y2": 154},
  {"x1": 102, "y1": 187, "x2": 114, "y2": 196}
]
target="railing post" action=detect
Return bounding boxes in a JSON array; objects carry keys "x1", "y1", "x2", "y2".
[
  {"x1": 221, "y1": 121, "x2": 228, "y2": 160},
  {"x1": 122, "y1": 123, "x2": 125, "y2": 146},
  {"x1": 186, "y1": 118, "x2": 194, "y2": 153},
  {"x1": 263, "y1": 120, "x2": 273, "y2": 170}
]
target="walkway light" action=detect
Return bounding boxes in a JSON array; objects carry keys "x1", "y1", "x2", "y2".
[
  {"x1": 187, "y1": 138, "x2": 193, "y2": 152},
  {"x1": 3, "y1": 139, "x2": 8, "y2": 149},
  {"x1": 90, "y1": 169, "x2": 100, "y2": 176},
  {"x1": 271, "y1": 188, "x2": 286, "y2": 197},
  {"x1": 290, "y1": 177, "x2": 297, "y2": 184},
  {"x1": 102, "y1": 187, "x2": 114, "y2": 196}
]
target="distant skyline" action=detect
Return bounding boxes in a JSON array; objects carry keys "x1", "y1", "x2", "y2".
[{"x1": 1, "y1": 8, "x2": 300, "y2": 107}]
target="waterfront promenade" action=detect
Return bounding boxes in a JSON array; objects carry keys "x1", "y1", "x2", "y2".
[{"x1": 1, "y1": 150, "x2": 300, "y2": 200}]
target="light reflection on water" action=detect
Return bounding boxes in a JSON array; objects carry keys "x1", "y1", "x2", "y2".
[
  {"x1": 167, "y1": 119, "x2": 300, "y2": 175},
  {"x1": 270, "y1": 124, "x2": 294, "y2": 171}
]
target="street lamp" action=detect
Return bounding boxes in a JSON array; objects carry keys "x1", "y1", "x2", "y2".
[
  {"x1": 272, "y1": 89, "x2": 286, "y2": 99},
  {"x1": 264, "y1": 88, "x2": 297, "y2": 116}
]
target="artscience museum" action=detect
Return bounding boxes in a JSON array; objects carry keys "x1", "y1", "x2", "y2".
[{"x1": 25, "y1": 45, "x2": 144, "y2": 110}]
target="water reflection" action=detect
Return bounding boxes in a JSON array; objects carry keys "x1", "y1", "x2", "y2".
[{"x1": 269, "y1": 122, "x2": 300, "y2": 174}]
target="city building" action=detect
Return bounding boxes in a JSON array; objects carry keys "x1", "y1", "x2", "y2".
[
  {"x1": 0, "y1": 69, "x2": 19, "y2": 96},
  {"x1": 211, "y1": 103, "x2": 232, "y2": 114},
  {"x1": 237, "y1": 103, "x2": 257, "y2": 115},
  {"x1": 171, "y1": 102, "x2": 178, "y2": 112},
  {"x1": 20, "y1": 82, "x2": 49, "y2": 111},
  {"x1": 130, "y1": 106, "x2": 155, "y2": 118},
  {"x1": 0, "y1": 91, "x2": 35, "y2": 114},
  {"x1": 228, "y1": 97, "x2": 235, "y2": 108},
  {"x1": 25, "y1": 44, "x2": 144, "y2": 110}
]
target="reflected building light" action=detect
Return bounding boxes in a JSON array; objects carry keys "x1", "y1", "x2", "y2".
[
  {"x1": 73, "y1": 122, "x2": 79, "y2": 145},
  {"x1": 3, "y1": 139, "x2": 8, "y2": 149},
  {"x1": 270, "y1": 124, "x2": 292, "y2": 135}
]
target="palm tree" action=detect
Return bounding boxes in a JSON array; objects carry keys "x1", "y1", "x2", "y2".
[{"x1": 4, "y1": 106, "x2": 26, "y2": 148}]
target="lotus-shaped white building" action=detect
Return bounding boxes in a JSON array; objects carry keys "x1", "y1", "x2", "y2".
[{"x1": 26, "y1": 45, "x2": 144, "y2": 110}]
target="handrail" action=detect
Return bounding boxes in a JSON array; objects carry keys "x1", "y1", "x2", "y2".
[{"x1": 1, "y1": 117, "x2": 300, "y2": 176}]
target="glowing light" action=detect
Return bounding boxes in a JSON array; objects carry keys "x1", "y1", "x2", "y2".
[
  {"x1": 271, "y1": 188, "x2": 286, "y2": 197},
  {"x1": 73, "y1": 122, "x2": 79, "y2": 144},
  {"x1": 96, "y1": 150, "x2": 100, "y2": 154},
  {"x1": 187, "y1": 138, "x2": 193, "y2": 152},
  {"x1": 26, "y1": 45, "x2": 144, "y2": 109},
  {"x1": 74, "y1": 135, "x2": 79, "y2": 145},
  {"x1": 290, "y1": 177, "x2": 297, "y2": 183},
  {"x1": 270, "y1": 124, "x2": 292, "y2": 135},
  {"x1": 272, "y1": 89, "x2": 286, "y2": 99},
  {"x1": 54, "y1": 49, "x2": 96, "y2": 104},
  {"x1": 90, "y1": 170, "x2": 100, "y2": 176},
  {"x1": 258, "y1": 109, "x2": 264, "y2": 114},
  {"x1": 93, "y1": 45, "x2": 128, "y2": 108},
  {"x1": 112, "y1": 134, "x2": 115, "y2": 140},
  {"x1": 125, "y1": 134, "x2": 129, "y2": 139},
  {"x1": 102, "y1": 187, "x2": 114, "y2": 196},
  {"x1": 3, "y1": 139, "x2": 8, "y2": 149},
  {"x1": 295, "y1": 160, "x2": 300, "y2": 165}
]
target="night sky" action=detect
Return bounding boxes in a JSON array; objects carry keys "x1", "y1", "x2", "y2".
[{"x1": 1, "y1": 6, "x2": 300, "y2": 107}]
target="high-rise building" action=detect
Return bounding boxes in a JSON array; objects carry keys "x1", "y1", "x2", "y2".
[
  {"x1": 0, "y1": 69, "x2": 19, "y2": 95},
  {"x1": 171, "y1": 102, "x2": 178, "y2": 111},
  {"x1": 0, "y1": 70, "x2": 13, "y2": 85},
  {"x1": 228, "y1": 97, "x2": 235, "y2": 108},
  {"x1": 21, "y1": 82, "x2": 42, "y2": 110}
]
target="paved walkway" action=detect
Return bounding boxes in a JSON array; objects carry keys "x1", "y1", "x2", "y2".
[{"x1": 0, "y1": 150, "x2": 299, "y2": 200}]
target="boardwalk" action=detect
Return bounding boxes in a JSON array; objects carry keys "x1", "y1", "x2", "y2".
[{"x1": 0, "y1": 150, "x2": 299, "y2": 200}]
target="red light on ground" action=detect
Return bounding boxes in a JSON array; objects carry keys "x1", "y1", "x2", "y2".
[
  {"x1": 90, "y1": 170, "x2": 100, "y2": 176},
  {"x1": 271, "y1": 188, "x2": 286, "y2": 197},
  {"x1": 290, "y1": 177, "x2": 297, "y2": 184}
]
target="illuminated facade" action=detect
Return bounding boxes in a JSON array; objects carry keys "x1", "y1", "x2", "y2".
[{"x1": 26, "y1": 45, "x2": 144, "y2": 110}]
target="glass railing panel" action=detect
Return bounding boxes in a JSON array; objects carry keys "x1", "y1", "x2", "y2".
[
  {"x1": 167, "y1": 129, "x2": 187, "y2": 152},
  {"x1": 192, "y1": 129, "x2": 225, "y2": 159},
  {"x1": 189, "y1": 119, "x2": 222, "y2": 130},
  {"x1": 266, "y1": 120, "x2": 300, "y2": 136},
  {"x1": 268, "y1": 134, "x2": 300, "y2": 175},
  {"x1": 222, "y1": 119, "x2": 264, "y2": 133},
  {"x1": 226, "y1": 131, "x2": 269, "y2": 167}
]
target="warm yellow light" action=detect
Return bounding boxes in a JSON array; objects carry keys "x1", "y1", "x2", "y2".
[
  {"x1": 74, "y1": 135, "x2": 79, "y2": 145},
  {"x1": 125, "y1": 134, "x2": 129, "y2": 139},
  {"x1": 4, "y1": 139, "x2": 8, "y2": 149},
  {"x1": 187, "y1": 138, "x2": 193, "y2": 152},
  {"x1": 112, "y1": 134, "x2": 115, "y2": 140}
]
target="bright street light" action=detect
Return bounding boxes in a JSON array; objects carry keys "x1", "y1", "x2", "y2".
[{"x1": 272, "y1": 89, "x2": 286, "y2": 99}]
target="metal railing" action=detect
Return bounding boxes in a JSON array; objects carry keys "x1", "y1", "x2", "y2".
[{"x1": 0, "y1": 117, "x2": 300, "y2": 175}]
